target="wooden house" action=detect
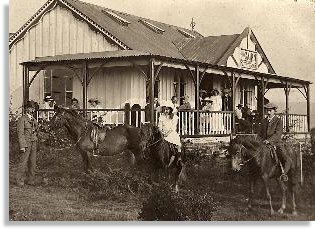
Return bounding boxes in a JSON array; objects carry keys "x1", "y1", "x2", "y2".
[{"x1": 9, "y1": 0, "x2": 311, "y2": 137}]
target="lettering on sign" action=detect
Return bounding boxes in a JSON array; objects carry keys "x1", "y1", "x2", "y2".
[{"x1": 240, "y1": 49, "x2": 257, "y2": 70}]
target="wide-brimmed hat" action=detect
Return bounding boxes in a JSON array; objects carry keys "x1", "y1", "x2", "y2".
[
  {"x1": 236, "y1": 104, "x2": 243, "y2": 108},
  {"x1": 88, "y1": 98, "x2": 100, "y2": 104},
  {"x1": 24, "y1": 100, "x2": 36, "y2": 109},
  {"x1": 264, "y1": 102, "x2": 278, "y2": 110},
  {"x1": 161, "y1": 100, "x2": 174, "y2": 109},
  {"x1": 44, "y1": 95, "x2": 54, "y2": 102},
  {"x1": 203, "y1": 97, "x2": 213, "y2": 102},
  {"x1": 222, "y1": 88, "x2": 231, "y2": 93}
]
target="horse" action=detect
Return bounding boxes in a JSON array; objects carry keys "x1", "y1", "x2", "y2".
[
  {"x1": 228, "y1": 135, "x2": 301, "y2": 216},
  {"x1": 138, "y1": 123, "x2": 184, "y2": 192},
  {"x1": 50, "y1": 106, "x2": 143, "y2": 173}
]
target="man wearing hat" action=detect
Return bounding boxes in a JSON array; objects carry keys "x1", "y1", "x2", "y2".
[
  {"x1": 16, "y1": 101, "x2": 39, "y2": 186},
  {"x1": 40, "y1": 95, "x2": 55, "y2": 120},
  {"x1": 259, "y1": 102, "x2": 291, "y2": 179}
]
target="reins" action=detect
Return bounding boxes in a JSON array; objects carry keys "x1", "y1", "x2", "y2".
[
  {"x1": 239, "y1": 144, "x2": 259, "y2": 166},
  {"x1": 49, "y1": 114, "x2": 90, "y2": 151}
]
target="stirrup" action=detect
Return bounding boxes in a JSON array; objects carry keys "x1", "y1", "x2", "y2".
[{"x1": 280, "y1": 173, "x2": 288, "y2": 182}]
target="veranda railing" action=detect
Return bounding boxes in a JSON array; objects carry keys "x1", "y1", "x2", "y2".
[{"x1": 36, "y1": 109, "x2": 308, "y2": 136}]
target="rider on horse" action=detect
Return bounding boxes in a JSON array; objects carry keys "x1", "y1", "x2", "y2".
[
  {"x1": 158, "y1": 101, "x2": 182, "y2": 167},
  {"x1": 258, "y1": 102, "x2": 292, "y2": 180}
]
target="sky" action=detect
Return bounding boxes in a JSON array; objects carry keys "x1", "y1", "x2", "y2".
[{"x1": 8, "y1": 0, "x2": 315, "y2": 104}]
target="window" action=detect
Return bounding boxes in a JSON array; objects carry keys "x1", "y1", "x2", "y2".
[
  {"x1": 43, "y1": 69, "x2": 73, "y2": 107},
  {"x1": 177, "y1": 28, "x2": 195, "y2": 38},
  {"x1": 139, "y1": 19, "x2": 165, "y2": 34},
  {"x1": 102, "y1": 10, "x2": 130, "y2": 26}
]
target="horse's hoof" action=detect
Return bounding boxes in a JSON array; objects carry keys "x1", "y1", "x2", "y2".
[
  {"x1": 292, "y1": 210, "x2": 297, "y2": 216},
  {"x1": 278, "y1": 208, "x2": 284, "y2": 214}
]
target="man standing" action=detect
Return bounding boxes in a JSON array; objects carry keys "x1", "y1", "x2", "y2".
[
  {"x1": 258, "y1": 102, "x2": 291, "y2": 180},
  {"x1": 16, "y1": 101, "x2": 39, "y2": 186}
]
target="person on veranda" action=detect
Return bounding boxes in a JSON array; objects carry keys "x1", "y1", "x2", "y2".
[{"x1": 258, "y1": 102, "x2": 292, "y2": 180}]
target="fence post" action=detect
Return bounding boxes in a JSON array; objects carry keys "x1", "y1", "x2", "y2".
[{"x1": 124, "y1": 103, "x2": 130, "y2": 125}]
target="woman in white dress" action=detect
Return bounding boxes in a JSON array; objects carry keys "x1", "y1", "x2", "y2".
[
  {"x1": 209, "y1": 89, "x2": 224, "y2": 133},
  {"x1": 158, "y1": 101, "x2": 181, "y2": 166}
]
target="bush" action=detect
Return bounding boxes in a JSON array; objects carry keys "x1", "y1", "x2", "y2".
[
  {"x1": 138, "y1": 182, "x2": 217, "y2": 221},
  {"x1": 81, "y1": 169, "x2": 151, "y2": 201}
]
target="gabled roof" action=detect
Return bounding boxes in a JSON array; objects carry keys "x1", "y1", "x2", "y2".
[
  {"x1": 173, "y1": 34, "x2": 239, "y2": 64},
  {"x1": 10, "y1": 0, "x2": 275, "y2": 74}
]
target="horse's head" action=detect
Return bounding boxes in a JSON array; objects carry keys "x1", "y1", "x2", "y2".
[
  {"x1": 229, "y1": 135, "x2": 261, "y2": 172},
  {"x1": 139, "y1": 123, "x2": 162, "y2": 152},
  {"x1": 229, "y1": 137, "x2": 247, "y2": 172},
  {"x1": 50, "y1": 105, "x2": 67, "y2": 129}
]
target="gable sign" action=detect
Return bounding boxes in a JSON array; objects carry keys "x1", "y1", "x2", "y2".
[{"x1": 240, "y1": 48, "x2": 257, "y2": 70}]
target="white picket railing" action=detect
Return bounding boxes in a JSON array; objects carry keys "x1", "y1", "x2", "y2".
[
  {"x1": 277, "y1": 113, "x2": 308, "y2": 133},
  {"x1": 37, "y1": 109, "x2": 308, "y2": 135}
]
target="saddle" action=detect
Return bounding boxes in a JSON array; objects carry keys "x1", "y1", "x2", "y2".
[
  {"x1": 90, "y1": 125, "x2": 110, "y2": 149},
  {"x1": 266, "y1": 144, "x2": 279, "y2": 164}
]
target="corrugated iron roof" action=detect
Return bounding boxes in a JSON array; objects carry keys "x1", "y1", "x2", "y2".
[
  {"x1": 62, "y1": 0, "x2": 203, "y2": 59},
  {"x1": 173, "y1": 34, "x2": 240, "y2": 64},
  {"x1": 13, "y1": 0, "x2": 277, "y2": 74},
  {"x1": 23, "y1": 50, "x2": 153, "y2": 63}
]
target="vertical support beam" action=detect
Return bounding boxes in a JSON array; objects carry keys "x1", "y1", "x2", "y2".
[
  {"x1": 285, "y1": 81, "x2": 290, "y2": 133},
  {"x1": 195, "y1": 65, "x2": 200, "y2": 135},
  {"x1": 306, "y1": 84, "x2": 310, "y2": 132},
  {"x1": 149, "y1": 59, "x2": 155, "y2": 123},
  {"x1": 261, "y1": 77, "x2": 265, "y2": 119},
  {"x1": 23, "y1": 65, "x2": 30, "y2": 111},
  {"x1": 232, "y1": 73, "x2": 236, "y2": 135},
  {"x1": 83, "y1": 62, "x2": 88, "y2": 116}
]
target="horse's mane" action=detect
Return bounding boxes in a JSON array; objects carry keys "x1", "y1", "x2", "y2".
[{"x1": 232, "y1": 135, "x2": 262, "y2": 151}]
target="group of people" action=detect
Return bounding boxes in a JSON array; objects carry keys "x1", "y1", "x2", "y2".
[{"x1": 15, "y1": 89, "x2": 291, "y2": 187}]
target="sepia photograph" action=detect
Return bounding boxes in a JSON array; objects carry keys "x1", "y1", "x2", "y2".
[{"x1": 7, "y1": 0, "x2": 315, "y2": 222}]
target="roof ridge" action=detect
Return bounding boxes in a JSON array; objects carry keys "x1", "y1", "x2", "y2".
[{"x1": 73, "y1": 0, "x2": 202, "y2": 37}]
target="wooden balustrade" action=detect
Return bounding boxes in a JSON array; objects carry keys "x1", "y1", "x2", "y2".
[{"x1": 36, "y1": 109, "x2": 308, "y2": 135}]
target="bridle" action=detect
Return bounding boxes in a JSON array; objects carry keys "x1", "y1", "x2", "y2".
[
  {"x1": 141, "y1": 127, "x2": 164, "y2": 150},
  {"x1": 235, "y1": 144, "x2": 258, "y2": 166},
  {"x1": 49, "y1": 109, "x2": 89, "y2": 151}
]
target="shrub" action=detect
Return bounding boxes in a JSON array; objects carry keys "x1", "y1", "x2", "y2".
[
  {"x1": 81, "y1": 169, "x2": 151, "y2": 201},
  {"x1": 138, "y1": 182, "x2": 217, "y2": 221}
]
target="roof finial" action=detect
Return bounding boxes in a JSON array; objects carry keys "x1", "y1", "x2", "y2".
[{"x1": 190, "y1": 18, "x2": 196, "y2": 31}]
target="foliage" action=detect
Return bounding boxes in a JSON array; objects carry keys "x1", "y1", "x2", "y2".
[
  {"x1": 9, "y1": 102, "x2": 21, "y2": 163},
  {"x1": 138, "y1": 182, "x2": 217, "y2": 221},
  {"x1": 81, "y1": 169, "x2": 151, "y2": 202}
]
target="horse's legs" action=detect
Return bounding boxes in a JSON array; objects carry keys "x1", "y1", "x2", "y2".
[
  {"x1": 263, "y1": 176, "x2": 274, "y2": 215},
  {"x1": 248, "y1": 179, "x2": 255, "y2": 210},
  {"x1": 291, "y1": 191, "x2": 297, "y2": 216},
  {"x1": 277, "y1": 178, "x2": 287, "y2": 214},
  {"x1": 79, "y1": 149, "x2": 93, "y2": 173},
  {"x1": 174, "y1": 161, "x2": 183, "y2": 193},
  {"x1": 289, "y1": 181, "x2": 298, "y2": 216}
]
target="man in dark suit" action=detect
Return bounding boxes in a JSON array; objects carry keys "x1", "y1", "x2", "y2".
[
  {"x1": 15, "y1": 101, "x2": 39, "y2": 186},
  {"x1": 258, "y1": 102, "x2": 291, "y2": 179}
]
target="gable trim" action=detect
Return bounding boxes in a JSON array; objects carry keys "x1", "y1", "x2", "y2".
[
  {"x1": 9, "y1": 0, "x2": 130, "y2": 51},
  {"x1": 9, "y1": 0, "x2": 56, "y2": 51}
]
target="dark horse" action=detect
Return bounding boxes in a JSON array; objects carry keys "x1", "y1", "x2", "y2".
[
  {"x1": 229, "y1": 135, "x2": 301, "y2": 216},
  {"x1": 50, "y1": 106, "x2": 142, "y2": 172},
  {"x1": 138, "y1": 123, "x2": 184, "y2": 192}
]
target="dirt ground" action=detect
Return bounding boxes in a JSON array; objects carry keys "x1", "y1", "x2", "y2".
[{"x1": 8, "y1": 144, "x2": 315, "y2": 221}]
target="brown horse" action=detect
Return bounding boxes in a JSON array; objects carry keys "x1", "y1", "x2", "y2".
[
  {"x1": 138, "y1": 123, "x2": 184, "y2": 192},
  {"x1": 229, "y1": 135, "x2": 301, "y2": 216},
  {"x1": 50, "y1": 106, "x2": 142, "y2": 172}
]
